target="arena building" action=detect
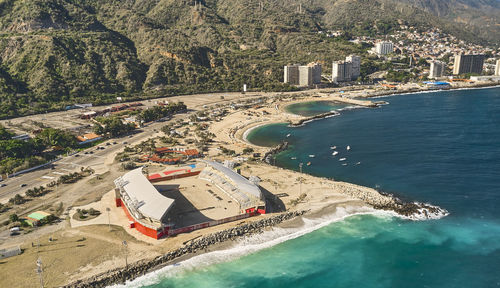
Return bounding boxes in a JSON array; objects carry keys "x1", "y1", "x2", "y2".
[
  {"x1": 199, "y1": 160, "x2": 266, "y2": 214},
  {"x1": 114, "y1": 161, "x2": 265, "y2": 239},
  {"x1": 114, "y1": 167, "x2": 175, "y2": 239}
]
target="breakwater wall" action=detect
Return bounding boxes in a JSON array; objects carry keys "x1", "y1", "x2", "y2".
[
  {"x1": 289, "y1": 110, "x2": 341, "y2": 127},
  {"x1": 63, "y1": 211, "x2": 307, "y2": 288}
]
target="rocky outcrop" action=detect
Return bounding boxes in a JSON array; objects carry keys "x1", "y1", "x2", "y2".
[
  {"x1": 331, "y1": 181, "x2": 448, "y2": 220},
  {"x1": 263, "y1": 141, "x2": 288, "y2": 163},
  {"x1": 63, "y1": 211, "x2": 307, "y2": 288}
]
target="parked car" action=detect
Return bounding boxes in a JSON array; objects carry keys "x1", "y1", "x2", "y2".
[
  {"x1": 10, "y1": 227, "x2": 20, "y2": 236},
  {"x1": 0, "y1": 183, "x2": 6, "y2": 187},
  {"x1": 20, "y1": 183, "x2": 27, "y2": 187}
]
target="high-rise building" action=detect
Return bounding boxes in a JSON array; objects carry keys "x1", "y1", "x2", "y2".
[
  {"x1": 495, "y1": 59, "x2": 500, "y2": 76},
  {"x1": 284, "y1": 65, "x2": 300, "y2": 85},
  {"x1": 298, "y1": 66, "x2": 313, "y2": 87},
  {"x1": 309, "y1": 63, "x2": 322, "y2": 84},
  {"x1": 429, "y1": 61, "x2": 446, "y2": 79},
  {"x1": 332, "y1": 61, "x2": 353, "y2": 83},
  {"x1": 346, "y1": 55, "x2": 361, "y2": 80},
  {"x1": 284, "y1": 63, "x2": 321, "y2": 87},
  {"x1": 453, "y1": 54, "x2": 485, "y2": 75},
  {"x1": 375, "y1": 42, "x2": 394, "y2": 55}
]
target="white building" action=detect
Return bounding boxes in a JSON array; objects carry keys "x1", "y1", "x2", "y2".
[
  {"x1": 115, "y1": 168, "x2": 175, "y2": 225},
  {"x1": 496, "y1": 59, "x2": 500, "y2": 76},
  {"x1": 199, "y1": 160, "x2": 264, "y2": 211},
  {"x1": 429, "y1": 61, "x2": 446, "y2": 79},
  {"x1": 332, "y1": 61, "x2": 353, "y2": 83},
  {"x1": 375, "y1": 41, "x2": 394, "y2": 55},
  {"x1": 346, "y1": 55, "x2": 361, "y2": 80}
]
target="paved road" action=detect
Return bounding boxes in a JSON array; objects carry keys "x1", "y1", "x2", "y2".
[{"x1": 0, "y1": 119, "x2": 168, "y2": 204}]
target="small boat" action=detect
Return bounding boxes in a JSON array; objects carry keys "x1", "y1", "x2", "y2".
[
  {"x1": 339, "y1": 158, "x2": 347, "y2": 161},
  {"x1": 330, "y1": 146, "x2": 337, "y2": 150},
  {"x1": 291, "y1": 157, "x2": 297, "y2": 160},
  {"x1": 346, "y1": 145, "x2": 351, "y2": 151},
  {"x1": 309, "y1": 155, "x2": 315, "y2": 158},
  {"x1": 342, "y1": 163, "x2": 348, "y2": 166},
  {"x1": 286, "y1": 133, "x2": 291, "y2": 138},
  {"x1": 307, "y1": 162, "x2": 311, "y2": 166},
  {"x1": 332, "y1": 151, "x2": 339, "y2": 156},
  {"x1": 355, "y1": 162, "x2": 361, "y2": 165}
]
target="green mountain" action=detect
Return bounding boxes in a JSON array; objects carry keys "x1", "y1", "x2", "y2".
[
  {"x1": 0, "y1": 0, "x2": 497, "y2": 119},
  {"x1": 395, "y1": 0, "x2": 500, "y2": 43}
]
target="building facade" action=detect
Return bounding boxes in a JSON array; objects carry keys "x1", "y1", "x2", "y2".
[
  {"x1": 284, "y1": 65, "x2": 300, "y2": 85},
  {"x1": 429, "y1": 61, "x2": 446, "y2": 79},
  {"x1": 310, "y1": 63, "x2": 322, "y2": 84},
  {"x1": 495, "y1": 59, "x2": 500, "y2": 76},
  {"x1": 453, "y1": 54, "x2": 485, "y2": 75},
  {"x1": 375, "y1": 42, "x2": 394, "y2": 55},
  {"x1": 346, "y1": 55, "x2": 361, "y2": 80},
  {"x1": 332, "y1": 61, "x2": 353, "y2": 83},
  {"x1": 284, "y1": 63, "x2": 321, "y2": 87}
]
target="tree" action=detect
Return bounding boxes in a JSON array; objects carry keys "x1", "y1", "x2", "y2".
[
  {"x1": 0, "y1": 124, "x2": 14, "y2": 140},
  {"x1": 243, "y1": 147, "x2": 254, "y2": 154},
  {"x1": 9, "y1": 194, "x2": 25, "y2": 205},
  {"x1": 35, "y1": 128, "x2": 77, "y2": 148},
  {"x1": 9, "y1": 214, "x2": 18, "y2": 222}
]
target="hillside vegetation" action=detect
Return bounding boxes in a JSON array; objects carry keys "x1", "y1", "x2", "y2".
[{"x1": 0, "y1": 0, "x2": 497, "y2": 119}]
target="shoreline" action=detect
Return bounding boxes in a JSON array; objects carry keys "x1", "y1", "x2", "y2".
[
  {"x1": 242, "y1": 83, "x2": 500, "y2": 144},
  {"x1": 10, "y1": 82, "x2": 498, "y2": 288}
]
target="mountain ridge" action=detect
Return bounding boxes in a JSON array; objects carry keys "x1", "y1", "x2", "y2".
[{"x1": 0, "y1": 0, "x2": 498, "y2": 119}]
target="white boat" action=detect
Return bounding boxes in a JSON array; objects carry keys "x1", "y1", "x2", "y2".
[
  {"x1": 355, "y1": 162, "x2": 361, "y2": 165},
  {"x1": 286, "y1": 134, "x2": 291, "y2": 138},
  {"x1": 346, "y1": 145, "x2": 351, "y2": 151},
  {"x1": 332, "y1": 151, "x2": 339, "y2": 156},
  {"x1": 309, "y1": 155, "x2": 315, "y2": 158},
  {"x1": 330, "y1": 146, "x2": 337, "y2": 150},
  {"x1": 339, "y1": 158, "x2": 346, "y2": 161},
  {"x1": 342, "y1": 163, "x2": 348, "y2": 166},
  {"x1": 291, "y1": 157, "x2": 297, "y2": 160}
]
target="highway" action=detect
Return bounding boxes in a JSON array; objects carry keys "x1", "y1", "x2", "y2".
[{"x1": 0, "y1": 120, "x2": 168, "y2": 203}]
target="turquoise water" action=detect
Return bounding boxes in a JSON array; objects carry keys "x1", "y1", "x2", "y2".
[
  {"x1": 134, "y1": 87, "x2": 500, "y2": 288},
  {"x1": 285, "y1": 100, "x2": 348, "y2": 116}
]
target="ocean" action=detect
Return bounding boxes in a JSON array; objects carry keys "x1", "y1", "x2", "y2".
[{"x1": 122, "y1": 87, "x2": 500, "y2": 288}]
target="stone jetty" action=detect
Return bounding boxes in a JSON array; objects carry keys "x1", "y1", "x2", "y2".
[{"x1": 63, "y1": 211, "x2": 307, "y2": 288}]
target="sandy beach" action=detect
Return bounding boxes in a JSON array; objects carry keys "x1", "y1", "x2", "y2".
[{"x1": 2, "y1": 81, "x2": 496, "y2": 287}]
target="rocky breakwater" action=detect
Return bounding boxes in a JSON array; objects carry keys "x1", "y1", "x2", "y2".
[
  {"x1": 63, "y1": 211, "x2": 307, "y2": 288},
  {"x1": 289, "y1": 110, "x2": 341, "y2": 127},
  {"x1": 333, "y1": 182, "x2": 448, "y2": 220},
  {"x1": 263, "y1": 141, "x2": 288, "y2": 163}
]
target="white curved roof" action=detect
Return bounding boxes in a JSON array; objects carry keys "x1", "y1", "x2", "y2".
[
  {"x1": 119, "y1": 168, "x2": 174, "y2": 221},
  {"x1": 201, "y1": 160, "x2": 262, "y2": 200}
]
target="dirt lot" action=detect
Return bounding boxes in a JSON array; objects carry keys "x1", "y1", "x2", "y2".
[{"x1": 0, "y1": 225, "x2": 157, "y2": 288}]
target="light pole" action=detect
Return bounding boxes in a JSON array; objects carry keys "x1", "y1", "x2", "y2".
[
  {"x1": 122, "y1": 240, "x2": 128, "y2": 269},
  {"x1": 106, "y1": 207, "x2": 111, "y2": 231},
  {"x1": 36, "y1": 257, "x2": 44, "y2": 288},
  {"x1": 299, "y1": 162, "x2": 303, "y2": 195}
]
